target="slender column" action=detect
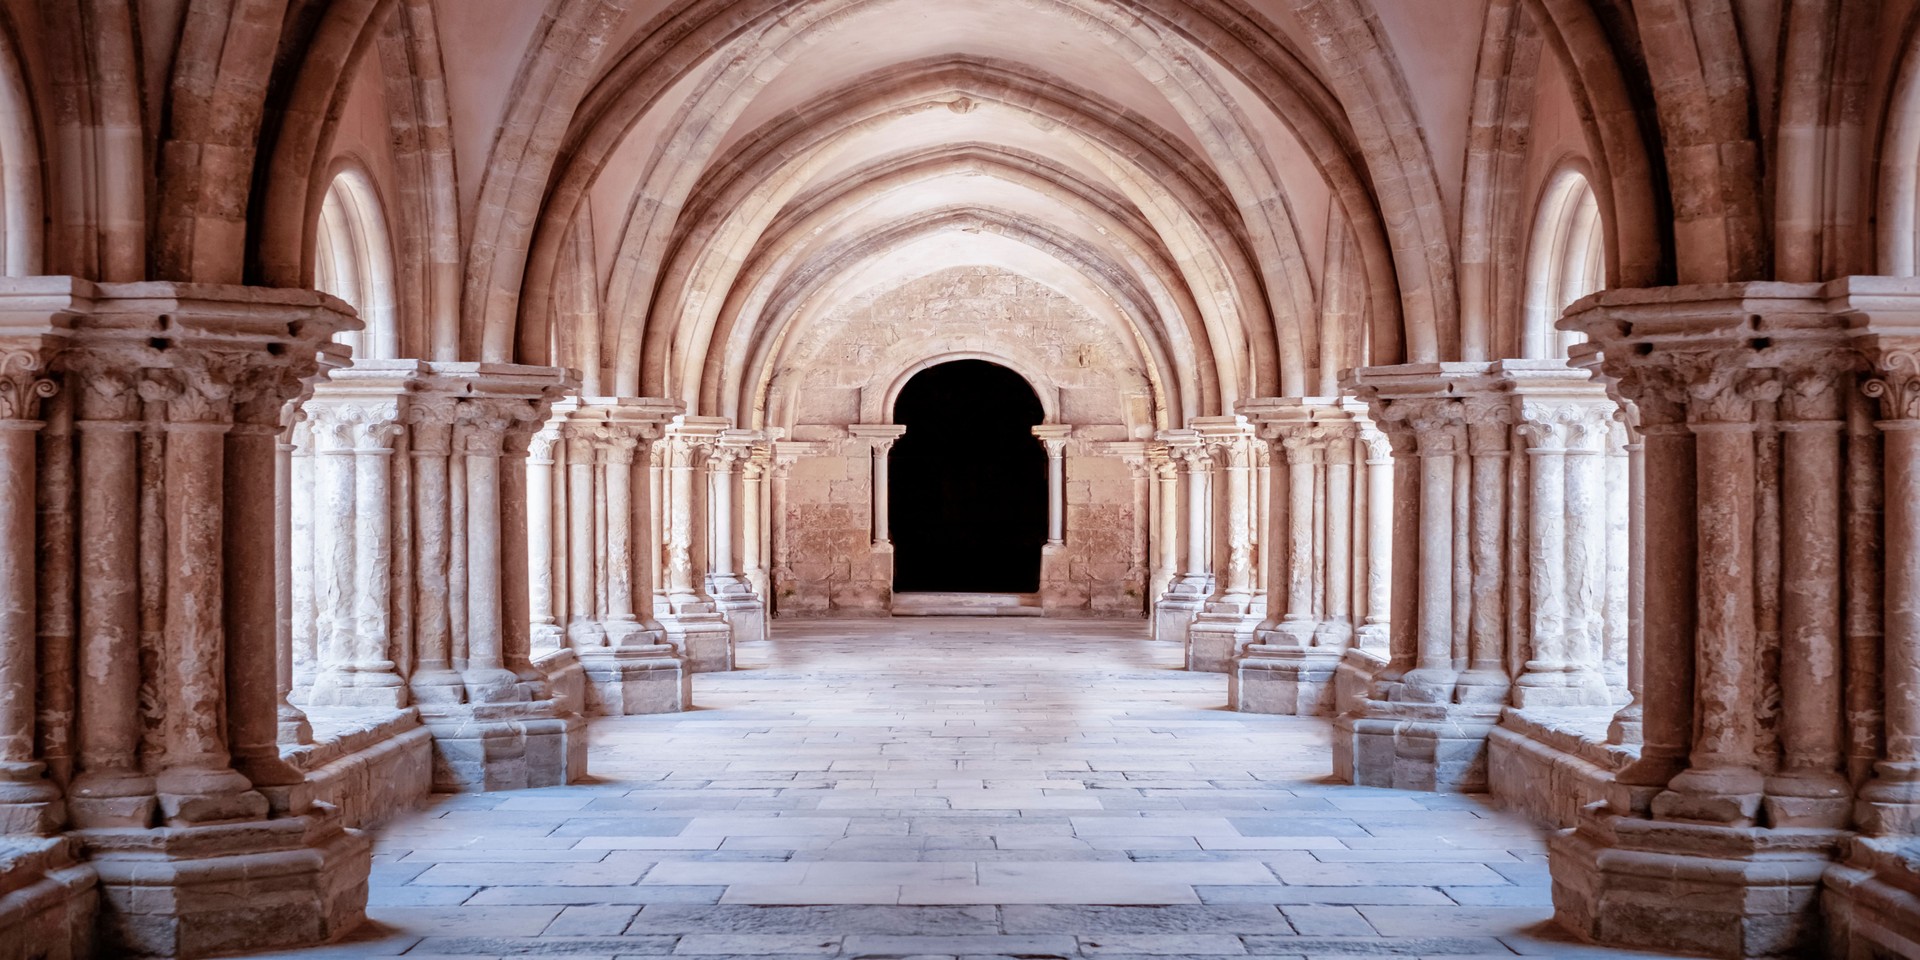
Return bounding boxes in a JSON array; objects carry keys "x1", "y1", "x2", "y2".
[
  {"x1": 226, "y1": 391, "x2": 306, "y2": 800},
  {"x1": 1279, "y1": 431, "x2": 1316, "y2": 635},
  {"x1": 1321, "y1": 433, "x2": 1354, "y2": 642},
  {"x1": 1456, "y1": 404, "x2": 1507, "y2": 701},
  {"x1": 289, "y1": 418, "x2": 317, "y2": 700},
  {"x1": 565, "y1": 427, "x2": 600, "y2": 646},
  {"x1": 0, "y1": 353, "x2": 58, "y2": 831},
  {"x1": 275, "y1": 412, "x2": 312, "y2": 744},
  {"x1": 1217, "y1": 435, "x2": 1254, "y2": 599},
  {"x1": 458, "y1": 407, "x2": 520, "y2": 702},
  {"x1": 351, "y1": 412, "x2": 402, "y2": 690},
  {"x1": 1402, "y1": 406, "x2": 1460, "y2": 702},
  {"x1": 1603, "y1": 415, "x2": 1632, "y2": 697},
  {"x1": 1042, "y1": 434, "x2": 1068, "y2": 545},
  {"x1": 650, "y1": 442, "x2": 666, "y2": 605},
  {"x1": 872, "y1": 438, "x2": 895, "y2": 546},
  {"x1": 1564, "y1": 408, "x2": 1613, "y2": 693},
  {"x1": 708, "y1": 446, "x2": 738, "y2": 576},
  {"x1": 1516, "y1": 409, "x2": 1569, "y2": 694},
  {"x1": 307, "y1": 411, "x2": 355, "y2": 697},
  {"x1": 1860, "y1": 353, "x2": 1920, "y2": 833},
  {"x1": 1153, "y1": 452, "x2": 1179, "y2": 594},
  {"x1": 1255, "y1": 444, "x2": 1272, "y2": 606},
  {"x1": 667, "y1": 434, "x2": 704, "y2": 602},
  {"x1": 600, "y1": 430, "x2": 645, "y2": 637},
  {"x1": 1655, "y1": 364, "x2": 1770, "y2": 823},
  {"x1": 770, "y1": 449, "x2": 796, "y2": 610},
  {"x1": 1609, "y1": 417, "x2": 1648, "y2": 745},
  {"x1": 526, "y1": 423, "x2": 562, "y2": 651},
  {"x1": 500, "y1": 422, "x2": 540, "y2": 683},
  {"x1": 1182, "y1": 446, "x2": 1210, "y2": 579},
  {"x1": 149, "y1": 367, "x2": 268, "y2": 825},
  {"x1": 1617, "y1": 412, "x2": 1695, "y2": 788},
  {"x1": 408, "y1": 401, "x2": 462, "y2": 702},
  {"x1": 1764, "y1": 366, "x2": 1849, "y2": 826},
  {"x1": 1358, "y1": 427, "x2": 1393, "y2": 652},
  {"x1": 741, "y1": 452, "x2": 767, "y2": 597},
  {"x1": 68, "y1": 369, "x2": 152, "y2": 825}
]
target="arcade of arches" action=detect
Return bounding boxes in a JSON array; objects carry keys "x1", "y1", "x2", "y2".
[{"x1": 2, "y1": 1, "x2": 1920, "y2": 958}]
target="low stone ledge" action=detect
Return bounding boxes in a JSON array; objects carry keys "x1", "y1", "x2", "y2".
[
  {"x1": 0, "y1": 837, "x2": 97, "y2": 960},
  {"x1": 1825, "y1": 837, "x2": 1920, "y2": 959},
  {"x1": 285, "y1": 709, "x2": 432, "y2": 830},
  {"x1": 1489, "y1": 709, "x2": 1633, "y2": 829}
]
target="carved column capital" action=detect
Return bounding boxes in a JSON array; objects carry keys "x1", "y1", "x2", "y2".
[
  {"x1": 0, "y1": 348, "x2": 56, "y2": 422},
  {"x1": 1865, "y1": 347, "x2": 1920, "y2": 421}
]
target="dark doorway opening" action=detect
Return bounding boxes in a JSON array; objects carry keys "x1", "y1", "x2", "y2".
[{"x1": 889, "y1": 359, "x2": 1047, "y2": 593}]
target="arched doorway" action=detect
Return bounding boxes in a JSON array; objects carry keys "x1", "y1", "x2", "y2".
[{"x1": 890, "y1": 359, "x2": 1047, "y2": 593}]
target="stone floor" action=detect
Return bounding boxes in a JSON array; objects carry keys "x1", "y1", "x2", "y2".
[{"x1": 258, "y1": 619, "x2": 1686, "y2": 959}]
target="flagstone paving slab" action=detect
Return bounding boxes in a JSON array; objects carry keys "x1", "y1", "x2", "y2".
[{"x1": 256, "y1": 619, "x2": 1690, "y2": 959}]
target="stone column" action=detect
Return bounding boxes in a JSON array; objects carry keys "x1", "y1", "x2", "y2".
[
  {"x1": 1403, "y1": 401, "x2": 1463, "y2": 705},
  {"x1": 399, "y1": 363, "x2": 584, "y2": 793},
  {"x1": 1861, "y1": 347, "x2": 1920, "y2": 834},
  {"x1": 526, "y1": 421, "x2": 563, "y2": 652},
  {"x1": 51, "y1": 284, "x2": 371, "y2": 957},
  {"x1": 769, "y1": 444, "x2": 801, "y2": 617},
  {"x1": 274, "y1": 409, "x2": 313, "y2": 745},
  {"x1": 1150, "y1": 447, "x2": 1179, "y2": 608},
  {"x1": 554, "y1": 398, "x2": 688, "y2": 715},
  {"x1": 67, "y1": 364, "x2": 152, "y2": 827},
  {"x1": 1034, "y1": 425, "x2": 1071, "y2": 545},
  {"x1": 1232, "y1": 399, "x2": 1362, "y2": 716},
  {"x1": 0, "y1": 348, "x2": 59, "y2": 833},
  {"x1": 1764, "y1": 364, "x2": 1850, "y2": 827},
  {"x1": 1356, "y1": 424, "x2": 1393, "y2": 653},
  {"x1": 741, "y1": 445, "x2": 771, "y2": 605},
  {"x1": 657, "y1": 416, "x2": 734, "y2": 672},
  {"x1": 1548, "y1": 287, "x2": 1861, "y2": 959},
  {"x1": 562, "y1": 418, "x2": 602, "y2": 650},
  {"x1": 708, "y1": 429, "x2": 767, "y2": 642},
  {"x1": 1151, "y1": 430, "x2": 1209, "y2": 643}
]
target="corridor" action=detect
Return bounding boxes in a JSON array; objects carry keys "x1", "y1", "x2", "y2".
[{"x1": 259, "y1": 621, "x2": 1676, "y2": 959}]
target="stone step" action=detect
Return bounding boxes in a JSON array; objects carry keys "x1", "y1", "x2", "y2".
[{"x1": 890, "y1": 592, "x2": 1045, "y2": 617}]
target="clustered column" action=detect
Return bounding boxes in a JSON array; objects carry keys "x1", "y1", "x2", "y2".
[
  {"x1": 655, "y1": 416, "x2": 734, "y2": 671},
  {"x1": 1150, "y1": 431, "x2": 1211, "y2": 645}
]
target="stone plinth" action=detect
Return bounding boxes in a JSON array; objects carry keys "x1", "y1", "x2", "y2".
[
  {"x1": 1230, "y1": 647, "x2": 1339, "y2": 715},
  {"x1": 1551, "y1": 813, "x2": 1840, "y2": 959},
  {"x1": 418, "y1": 702, "x2": 586, "y2": 793},
  {"x1": 578, "y1": 647, "x2": 690, "y2": 715},
  {"x1": 81, "y1": 813, "x2": 370, "y2": 958},
  {"x1": 1336, "y1": 700, "x2": 1503, "y2": 792},
  {"x1": 0, "y1": 837, "x2": 96, "y2": 960},
  {"x1": 1823, "y1": 838, "x2": 1920, "y2": 960}
]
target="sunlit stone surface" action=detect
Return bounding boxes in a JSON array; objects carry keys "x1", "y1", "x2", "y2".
[{"x1": 256, "y1": 620, "x2": 1680, "y2": 959}]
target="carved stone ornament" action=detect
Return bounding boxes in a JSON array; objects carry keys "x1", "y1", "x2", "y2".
[
  {"x1": 0, "y1": 349, "x2": 57, "y2": 421},
  {"x1": 1865, "y1": 348, "x2": 1920, "y2": 421}
]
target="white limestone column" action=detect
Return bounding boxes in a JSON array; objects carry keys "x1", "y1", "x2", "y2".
[
  {"x1": 1218, "y1": 435, "x2": 1254, "y2": 599},
  {"x1": 1457, "y1": 402, "x2": 1509, "y2": 702},
  {"x1": 1514, "y1": 410, "x2": 1570, "y2": 704},
  {"x1": 526, "y1": 423, "x2": 562, "y2": 651},
  {"x1": 307, "y1": 411, "x2": 355, "y2": 699},
  {"x1": 1153, "y1": 451, "x2": 1179, "y2": 594},
  {"x1": 408, "y1": 400, "x2": 462, "y2": 703},
  {"x1": 1357, "y1": 427, "x2": 1393, "y2": 652},
  {"x1": 1564, "y1": 409, "x2": 1613, "y2": 693},
  {"x1": 1320, "y1": 432, "x2": 1354, "y2": 644},
  {"x1": 350, "y1": 414, "x2": 402, "y2": 694},
  {"x1": 1279, "y1": 430, "x2": 1316, "y2": 637},
  {"x1": 290, "y1": 417, "x2": 317, "y2": 701},
  {"x1": 708, "y1": 446, "x2": 738, "y2": 577},
  {"x1": 602, "y1": 432, "x2": 643, "y2": 634},
  {"x1": 1609, "y1": 422, "x2": 1647, "y2": 745},
  {"x1": 1603, "y1": 415, "x2": 1632, "y2": 697},
  {"x1": 650, "y1": 441, "x2": 666, "y2": 606},
  {"x1": 1402, "y1": 405, "x2": 1460, "y2": 703},
  {"x1": 667, "y1": 435, "x2": 701, "y2": 601},
  {"x1": 872, "y1": 437, "x2": 894, "y2": 546},
  {"x1": 565, "y1": 428, "x2": 600, "y2": 647},
  {"x1": 741, "y1": 452, "x2": 767, "y2": 598},
  {"x1": 1255, "y1": 443, "x2": 1272, "y2": 607},
  {"x1": 457, "y1": 408, "x2": 520, "y2": 703},
  {"x1": 1182, "y1": 446, "x2": 1210, "y2": 579},
  {"x1": 226, "y1": 392, "x2": 307, "y2": 795},
  {"x1": 1041, "y1": 433, "x2": 1068, "y2": 545}
]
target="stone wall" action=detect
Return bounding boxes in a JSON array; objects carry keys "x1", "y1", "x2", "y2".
[{"x1": 769, "y1": 266, "x2": 1151, "y2": 618}]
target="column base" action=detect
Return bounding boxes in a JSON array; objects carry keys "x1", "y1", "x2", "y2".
[
  {"x1": 79, "y1": 811, "x2": 370, "y2": 959},
  {"x1": 659, "y1": 612, "x2": 734, "y2": 672},
  {"x1": 1185, "y1": 610, "x2": 1260, "y2": 673},
  {"x1": 304, "y1": 672, "x2": 409, "y2": 710},
  {"x1": 0, "y1": 836, "x2": 97, "y2": 960},
  {"x1": 1152, "y1": 584, "x2": 1207, "y2": 646},
  {"x1": 1332, "y1": 700, "x2": 1502, "y2": 792},
  {"x1": 579, "y1": 647, "x2": 690, "y2": 715},
  {"x1": 714, "y1": 593, "x2": 767, "y2": 643},
  {"x1": 1823, "y1": 836, "x2": 1920, "y2": 960},
  {"x1": 1229, "y1": 647, "x2": 1339, "y2": 715},
  {"x1": 418, "y1": 701, "x2": 586, "y2": 792},
  {"x1": 1550, "y1": 811, "x2": 1841, "y2": 959}
]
